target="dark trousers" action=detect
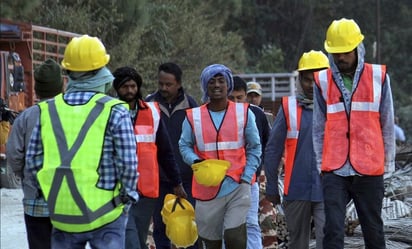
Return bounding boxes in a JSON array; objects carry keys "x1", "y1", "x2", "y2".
[
  {"x1": 24, "y1": 214, "x2": 53, "y2": 249},
  {"x1": 322, "y1": 173, "x2": 386, "y2": 249},
  {"x1": 125, "y1": 198, "x2": 157, "y2": 249},
  {"x1": 153, "y1": 180, "x2": 198, "y2": 249}
]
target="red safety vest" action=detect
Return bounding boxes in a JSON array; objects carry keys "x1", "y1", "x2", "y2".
[
  {"x1": 281, "y1": 96, "x2": 302, "y2": 196},
  {"x1": 186, "y1": 101, "x2": 248, "y2": 201},
  {"x1": 134, "y1": 100, "x2": 160, "y2": 198},
  {"x1": 314, "y1": 63, "x2": 386, "y2": 175}
]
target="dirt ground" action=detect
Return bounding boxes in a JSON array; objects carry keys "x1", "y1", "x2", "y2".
[
  {"x1": 1, "y1": 188, "x2": 27, "y2": 249},
  {"x1": 1, "y1": 187, "x2": 411, "y2": 249}
]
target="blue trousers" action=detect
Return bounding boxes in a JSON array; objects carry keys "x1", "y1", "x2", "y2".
[
  {"x1": 246, "y1": 182, "x2": 262, "y2": 249},
  {"x1": 322, "y1": 173, "x2": 385, "y2": 249},
  {"x1": 152, "y1": 180, "x2": 198, "y2": 249},
  {"x1": 51, "y1": 212, "x2": 127, "y2": 249}
]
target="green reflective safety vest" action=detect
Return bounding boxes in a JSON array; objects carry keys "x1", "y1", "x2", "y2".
[{"x1": 37, "y1": 93, "x2": 127, "y2": 233}]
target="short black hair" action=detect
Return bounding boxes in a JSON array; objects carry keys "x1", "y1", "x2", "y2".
[
  {"x1": 233, "y1": 76, "x2": 247, "y2": 92},
  {"x1": 158, "y1": 62, "x2": 182, "y2": 83}
]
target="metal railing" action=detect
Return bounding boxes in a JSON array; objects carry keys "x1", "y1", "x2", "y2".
[{"x1": 236, "y1": 72, "x2": 298, "y2": 101}]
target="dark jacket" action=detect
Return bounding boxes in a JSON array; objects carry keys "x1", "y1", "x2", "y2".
[
  {"x1": 249, "y1": 104, "x2": 270, "y2": 176},
  {"x1": 145, "y1": 88, "x2": 198, "y2": 182}
]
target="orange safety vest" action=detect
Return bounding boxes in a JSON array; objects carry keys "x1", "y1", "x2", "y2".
[
  {"x1": 134, "y1": 100, "x2": 160, "y2": 198},
  {"x1": 186, "y1": 101, "x2": 248, "y2": 201},
  {"x1": 314, "y1": 63, "x2": 386, "y2": 175},
  {"x1": 281, "y1": 96, "x2": 302, "y2": 196}
]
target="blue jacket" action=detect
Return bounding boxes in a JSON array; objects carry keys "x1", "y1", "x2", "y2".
[
  {"x1": 145, "y1": 88, "x2": 198, "y2": 182},
  {"x1": 264, "y1": 102, "x2": 322, "y2": 202}
]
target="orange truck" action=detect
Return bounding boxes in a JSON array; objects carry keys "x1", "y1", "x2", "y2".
[
  {"x1": 0, "y1": 19, "x2": 79, "y2": 187},
  {"x1": 0, "y1": 18, "x2": 79, "y2": 113}
]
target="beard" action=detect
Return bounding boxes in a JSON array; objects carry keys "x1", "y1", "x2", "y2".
[{"x1": 119, "y1": 93, "x2": 136, "y2": 103}]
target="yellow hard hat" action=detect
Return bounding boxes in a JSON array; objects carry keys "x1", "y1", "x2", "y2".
[
  {"x1": 161, "y1": 194, "x2": 198, "y2": 247},
  {"x1": 61, "y1": 35, "x2": 110, "y2": 71},
  {"x1": 166, "y1": 213, "x2": 198, "y2": 247},
  {"x1": 298, "y1": 50, "x2": 330, "y2": 71},
  {"x1": 161, "y1": 194, "x2": 195, "y2": 225},
  {"x1": 192, "y1": 159, "x2": 230, "y2": 187},
  {"x1": 324, "y1": 18, "x2": 364, "y2": 53}
]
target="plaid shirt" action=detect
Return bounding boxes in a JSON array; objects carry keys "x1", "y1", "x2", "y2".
[
  {"x1": 25, "y1": 92, "x2": 138, "y2": 217},
  {"x1": 23, "y1": 198, "x2": 50, "y2": 217}
]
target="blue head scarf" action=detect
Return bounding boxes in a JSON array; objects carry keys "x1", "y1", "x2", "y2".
[
  {"x1": 200, "y1": 64, "x2": 233, "y2": 103},
  {"x1": 66, "y1": 66, "x2": 114, "y2": 93}
]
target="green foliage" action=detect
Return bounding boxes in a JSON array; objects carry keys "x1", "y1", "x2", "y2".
[
  {"x1": 0, "y1": 0, "x2": 41, "y2": 20},
  {"x1": 109, "y1": 1, "x2": 247, "y2": 100},
  {"x1": 251, "y1": 44, "x2": 285, "y2": 73},
  {"x1": 2, "y1": 0, "x2": 411, "y2": 125}
]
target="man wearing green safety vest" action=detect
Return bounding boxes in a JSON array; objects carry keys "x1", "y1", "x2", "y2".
[{"x1": 25, "y1": 35, "x2": 138, "y2": 249}]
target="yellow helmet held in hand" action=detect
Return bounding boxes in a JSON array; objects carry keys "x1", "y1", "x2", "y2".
[
  {"x1": 61, "y1": 35, "x2": 110, "y2": 71},
  {"x1": 161, "y1": 194, "x2": 195, "y2": 225},
  {"x1": 161, "y1": 194, "x2": 198, "y2": 247},
  {"x1": 298, "y1": 50, "x2": 330, "y2": 71},
  {"x1": 324, "y1": 18, "x2": 364, "y2": 53},
  {"x1": 192, "y1": 159, "x2": 230, "y2": 187}
]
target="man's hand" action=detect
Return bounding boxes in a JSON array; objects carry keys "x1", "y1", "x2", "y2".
[
  {"x1": 173, "y1": 184, "x2": 187, "y2": 199},
  {"x1": 265, "y1": 194, "x2": 281, "y2": 205},
  {"x1": 193, "y1": 158, "x2": 204, "y2": 164}
]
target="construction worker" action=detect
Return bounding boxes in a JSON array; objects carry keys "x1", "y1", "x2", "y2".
[
  {"x1": 179, "y1": 64, "x2": 261, "y2": 249},
  {"x1": 112, "y1": 66, "x2": 187, "y2": 249},
  {"x1": 265, "y1": 50, "x2": 329, "y2": 249},
  {"x1": 25, "y1": 35, "x2": 139, "y2": 249},
  {"x1": 145, "y1": 62, "x2": 198, "y2": 249},
  {"x1": 313, "y1": 18, "x2": 396, "y2": 249},
  {"x1": 229, "y1": 76, "x2": 270, "y2": 249},
  {"x1": 7, "y1": 58, "x2": 63, "y2": 249}
]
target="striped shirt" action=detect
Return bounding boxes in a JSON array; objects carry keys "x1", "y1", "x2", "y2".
[{"x1": 25, "y1": 91, "x2": 139, "y2": 212}]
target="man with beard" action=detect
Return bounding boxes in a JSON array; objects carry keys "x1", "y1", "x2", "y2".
[
  {"x1": 313, "y1": 18, "x2": 396, "y2": 249},
  {"x1": 113, "y1": 66, "x2": 187, "y2": 249}
]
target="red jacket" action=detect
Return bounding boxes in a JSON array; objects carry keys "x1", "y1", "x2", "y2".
[
  {"x1": 186, "y1": 102, "x2": 248, "y2": 200},
  {"x1": 314, "y1": 63, "x2": 386, "y2": 175},
  {"x1": 134, "y1": 100, "x2": 160, "y2": 197},
  {"x1": 281, "y1": 96, "x2": 302, "y2": 195}
]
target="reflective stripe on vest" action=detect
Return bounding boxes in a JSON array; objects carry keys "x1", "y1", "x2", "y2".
[
  {"x1": 186, "y1": 102, "x2": 248, "y2": 201},
  {"x1": 314, "y1": 63, "x2": 385, "y2": 175},
  {"x1": 36, "y1": 93, "x2": 124, "y2": 232},
  {"x1": 135, "y1": 101, "x2": 160, "y2": 198},
  {"x1": 282, "y1": 96, "x2": 302, "y2": 196}
]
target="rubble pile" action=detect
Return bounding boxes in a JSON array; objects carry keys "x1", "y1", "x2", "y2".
[{"x1": 343, "y1": 144, "x2": 412, "y2": 248}]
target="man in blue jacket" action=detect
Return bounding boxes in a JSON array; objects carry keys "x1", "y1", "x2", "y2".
[{"x1": 265, "y1": 50, "x2": 329, "y2": 249}]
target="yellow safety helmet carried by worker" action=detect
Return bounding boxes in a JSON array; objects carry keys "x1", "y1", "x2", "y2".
[
  {"x1": 297, "y1": 50, "x2": 330, "y2": 71},
  {"x1": 192, "y1": 159, "x2": 230, "y2": 187},
  {"x1": 161, "y1": 193, "x2": 195, "y2": 225},
  {"x1": 161, "y1": 194, "x2": 198, "y2": 247},
  {"x1": 324, "y1": 18, "x2": 364, "y2": 53},
  {"x1": 61, "y1": 35, "x2": 110, "y2": 71}
]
